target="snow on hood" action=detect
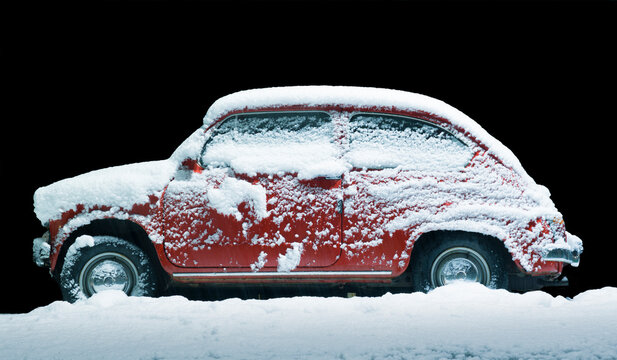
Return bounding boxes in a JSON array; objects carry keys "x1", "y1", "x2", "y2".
[
  {"x1": 33, "y1": 160, "x2": 178, "y2": 225},
  {"x1": 33, "y1": 128, "x2": 208, "y2": 225}
]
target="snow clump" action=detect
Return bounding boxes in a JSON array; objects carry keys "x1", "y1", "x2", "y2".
[
  {"x1": 206, "y1": 177, "x2": 268, "y2": 221},
  {"x1": 277, "y1": 242, "x2": 303, "y2": 272}
]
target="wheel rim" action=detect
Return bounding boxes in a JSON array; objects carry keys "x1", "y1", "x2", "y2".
[
  {"x1": 430, "y1": 247, "x2": 490, "y2": 287},
  {"x1": 79, "y1": 252, "x2": 139, "y2": 297}
]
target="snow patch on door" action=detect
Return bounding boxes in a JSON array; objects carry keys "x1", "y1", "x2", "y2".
[
  {"x1": 277, "y1": 243, "x2": 303, "y2": 272},
  {"x1": 250, "y1": 251, "x2": 268, "y2": 272},
  {"x1": 206, "y1": 177, "x2": 268, "y2": 221}
]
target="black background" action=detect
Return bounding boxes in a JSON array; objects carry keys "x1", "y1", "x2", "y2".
[{"x1": 3, "y1": 0, "x2": 615, "y2": 313}]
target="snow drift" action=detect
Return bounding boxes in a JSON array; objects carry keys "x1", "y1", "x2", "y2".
[{"x1": 2, "y1": 283, "x2": 616, "y2": 359}]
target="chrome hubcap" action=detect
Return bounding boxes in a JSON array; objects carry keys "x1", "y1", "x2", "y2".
[
  {"x1": 79, "y1": 253, "x2": 138, "y2": 297},
  {"x1": 430, "y1": 247, "x2": 490, "y2": 287}
]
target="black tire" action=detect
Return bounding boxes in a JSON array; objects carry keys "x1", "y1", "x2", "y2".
[
  {"x1": 410, "y1": 232, "x2": 509, "y2": 292},
  {"x1": 59, "y1": 235, "x2": 158, "y2": 302}
]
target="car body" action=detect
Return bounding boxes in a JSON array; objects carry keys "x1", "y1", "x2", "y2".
[{"x1": 32, "y1": 86, "x2": 583, "y2": 300}]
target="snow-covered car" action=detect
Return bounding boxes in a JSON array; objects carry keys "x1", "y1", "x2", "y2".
[{"x1": 33, "y1": 86, "x2": 583, "y2": 301}]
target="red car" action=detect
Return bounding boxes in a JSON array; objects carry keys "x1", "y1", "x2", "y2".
[{"x1": 32, "y1": 86, "x2": 582, "y2": 301}]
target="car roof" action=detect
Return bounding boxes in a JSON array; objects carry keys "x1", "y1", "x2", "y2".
[{"x1": 204, "y1": 86, "x2": 464, "y2": 128}]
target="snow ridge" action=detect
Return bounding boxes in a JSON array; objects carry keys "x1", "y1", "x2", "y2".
[{"x1": 2, "y1": 283, "x2": 616, "y2": 360}]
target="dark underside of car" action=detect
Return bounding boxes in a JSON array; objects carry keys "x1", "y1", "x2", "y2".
[{"x1": 163, "y1": 272, "x2": 568, "y2": 301}]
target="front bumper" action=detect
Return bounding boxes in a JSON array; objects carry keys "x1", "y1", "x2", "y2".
[{"x1": 33, "y1": 231, "x2": 51, "y2": 267}]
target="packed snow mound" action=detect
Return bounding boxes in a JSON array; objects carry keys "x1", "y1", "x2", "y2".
[{"x1": 2, "y1": 283, "x2": 617, "y2": 360}]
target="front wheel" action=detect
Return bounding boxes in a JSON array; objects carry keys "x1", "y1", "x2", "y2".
[
  {"x1": 59, "y1": 235, "x2": 158, "y2": 302},
  {"x1": 410, "y1": 233, "x2": 509, "y2": 292}
]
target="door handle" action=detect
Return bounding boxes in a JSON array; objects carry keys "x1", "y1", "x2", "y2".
[
  {"x1": 319, "y1": 175, "x2": 342, "y2": 180},
  {"x1": 335, "y1": 199, "x2": 343, "y2": 214}
]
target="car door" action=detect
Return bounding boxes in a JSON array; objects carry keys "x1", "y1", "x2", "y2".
[
  {"x1": 163, "y1": 111, "x2": 344, "y2": 270},
  {"x1": 341, "y1": 112, "x2": 474, "y2": 271}
]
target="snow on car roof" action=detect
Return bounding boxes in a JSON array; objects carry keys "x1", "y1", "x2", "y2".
[
  {"x1": 204, "y1": 86, "x2": 466, "y2": 127},
  {"x1": 204, "y1": 86, "x2": 533, "y2": 184}
]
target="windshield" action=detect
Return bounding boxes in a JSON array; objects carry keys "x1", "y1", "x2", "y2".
[{"x1": 169, "y1": 126, "x2": 210, "y2": 164}]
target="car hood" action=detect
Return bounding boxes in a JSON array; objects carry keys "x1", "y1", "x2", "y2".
[{"x1": 33, "y1": 159, "x2": 178, "y2": 225}]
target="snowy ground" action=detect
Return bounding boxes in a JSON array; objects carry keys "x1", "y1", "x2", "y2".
[{"x1": 2, "y1": 283, "x2": 617, "y2": 360}]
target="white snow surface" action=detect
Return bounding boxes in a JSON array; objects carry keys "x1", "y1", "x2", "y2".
[{"x1": 2, "y1": 283, "x2": 616, "y2": 360}]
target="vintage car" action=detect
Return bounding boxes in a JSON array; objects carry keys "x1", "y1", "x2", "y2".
[{"x1": 32, "y1": 86, "x2": 582, "y2": 301}]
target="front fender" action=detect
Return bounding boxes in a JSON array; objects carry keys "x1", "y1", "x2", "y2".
[{"x1": 48, "y1": 206, "x2": 164, "y2": 274}]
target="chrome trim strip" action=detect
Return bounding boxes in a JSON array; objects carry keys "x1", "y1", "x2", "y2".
[
  {"x1": 173, "y1": 271, "x2": 392, "y2": 278},
  {"x1": 544, "y1": 248, "x2": 581, "y2": 267}
]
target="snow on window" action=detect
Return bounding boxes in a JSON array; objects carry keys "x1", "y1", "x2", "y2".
[
  {"x1": 346, "y1": 114, "x2": 473, "y2": 170},
  {"x1": 201, "y1": 112, "x2": 347, "y2": 179}
]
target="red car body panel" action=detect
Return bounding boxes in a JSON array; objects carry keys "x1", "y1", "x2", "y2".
[{"x1": 163, "y1": 173, "x2": 342, "y2": 269}]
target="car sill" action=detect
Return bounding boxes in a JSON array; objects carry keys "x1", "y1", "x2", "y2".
[{"x1": 173, "y1": 271, "x2": 392, "y2": 278}]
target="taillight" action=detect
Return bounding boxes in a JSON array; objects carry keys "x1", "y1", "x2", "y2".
[{"x1": 546, "y1": 216, "x2": 566, "y2": 243}]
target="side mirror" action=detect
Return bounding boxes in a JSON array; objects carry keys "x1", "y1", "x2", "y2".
[{"x1": 180, "y1": 158, "x2": 203, "y2": 174}]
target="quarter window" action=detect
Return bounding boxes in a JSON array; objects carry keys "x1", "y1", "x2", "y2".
[{"x1": 347, "y1": 114, "x2": 472, "y2": 170}]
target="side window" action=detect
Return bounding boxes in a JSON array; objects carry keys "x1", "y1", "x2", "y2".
[
  {"x1": 201, "y1": 112, "x2": 337, "y2": 177},
  {"x1": 347, "y1": 114, "x2": 472, "y2": 170}
]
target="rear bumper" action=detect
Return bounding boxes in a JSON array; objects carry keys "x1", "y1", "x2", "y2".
[
  {"x1": 541, "y1": 231, "x2": 583, "y2": 268},
  {"x1": 543, "y1": 248, "x2": 581, "y2": 267},
  {"x1": 33, "y1": 231, "x2": 51, "y2": 267}
]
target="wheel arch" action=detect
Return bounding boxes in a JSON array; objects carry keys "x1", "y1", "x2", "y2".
[
  {"x1": 53, "y1": 218, "x2": 170, "y2": 289},
  {"x1": 407, "y1": 230, "x2": 515, "y2": 274}
]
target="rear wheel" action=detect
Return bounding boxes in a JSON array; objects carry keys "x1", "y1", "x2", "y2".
[
  {"x1": 410, "y1": 232, "x2": 509, "y2": 292},
  {"x1": 59, "y1": 235, "x2": 158, "y2": 302}
]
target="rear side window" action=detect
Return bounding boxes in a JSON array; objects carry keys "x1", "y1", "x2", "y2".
[
  {"x1": 201, "y1": 112, "x2": 342, "y2": 178},
  {"x1": 347, "y1": 113, "x2": 472, "y2": 170}
]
